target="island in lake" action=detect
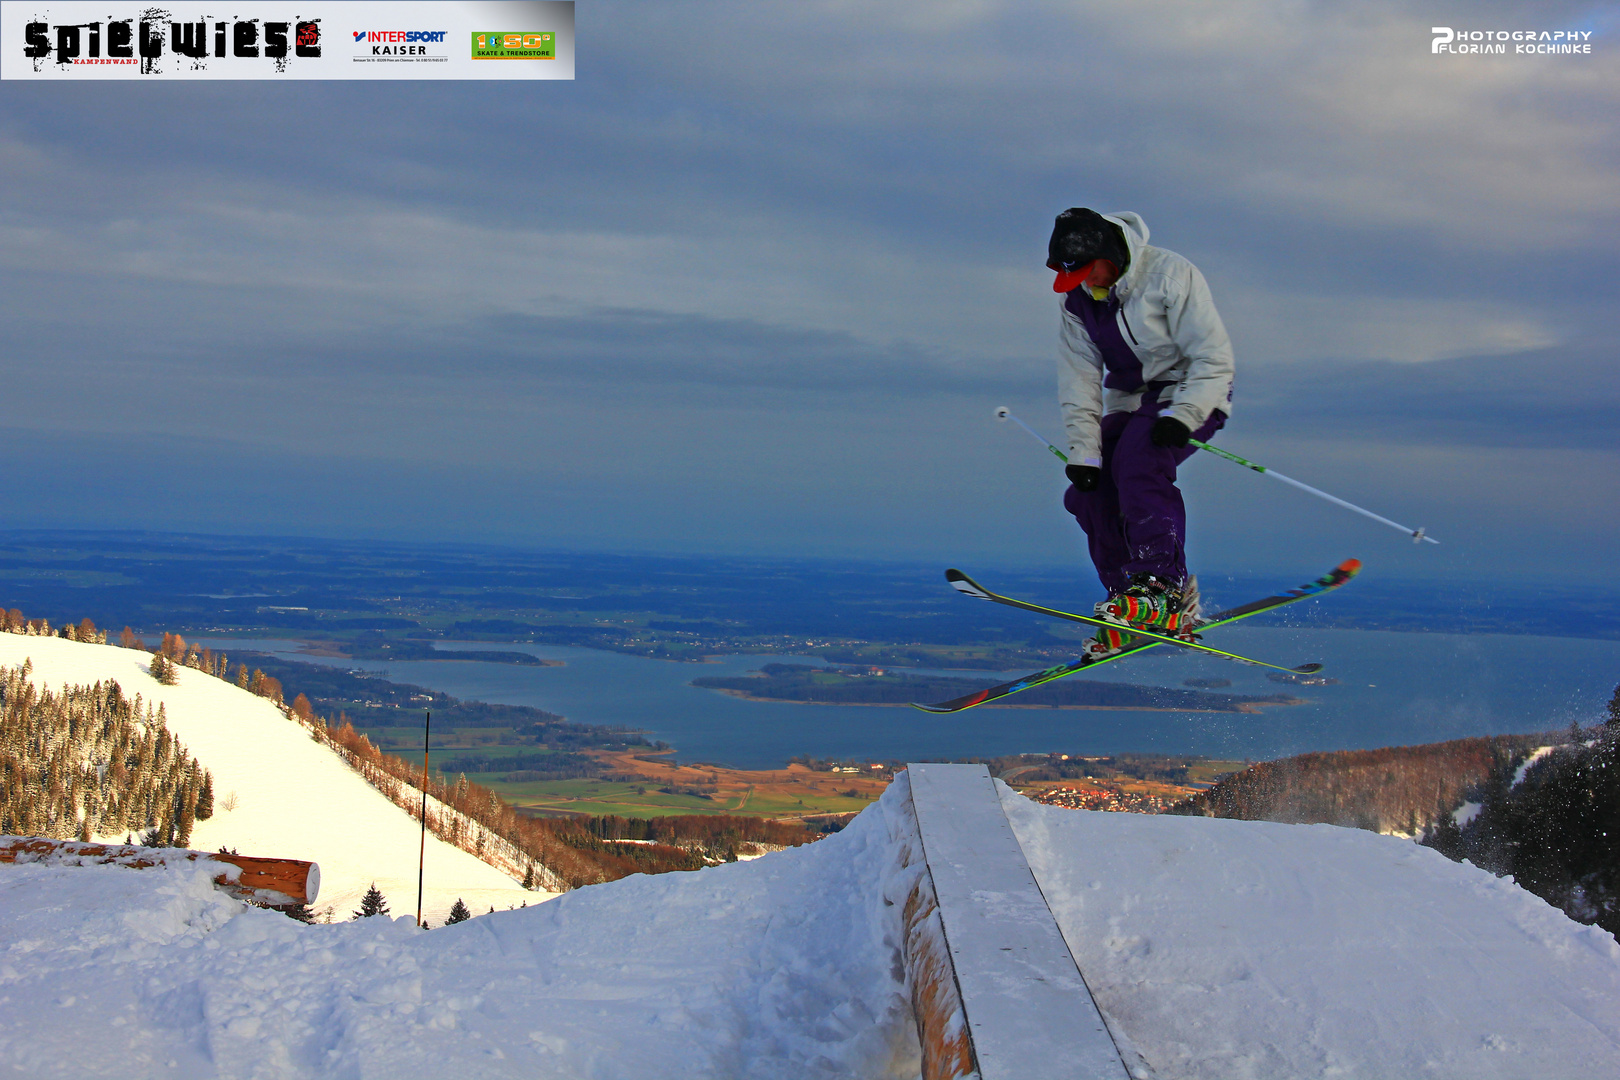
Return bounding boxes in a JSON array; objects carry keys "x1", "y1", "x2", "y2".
[{"x1": 693, "y1": 664, "x2": 1305, "y2": 712}]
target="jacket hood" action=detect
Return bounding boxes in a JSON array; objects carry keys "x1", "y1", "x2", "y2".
[{"x1": 1102, "y1": 212, "x2": 1149, "y2": 285}]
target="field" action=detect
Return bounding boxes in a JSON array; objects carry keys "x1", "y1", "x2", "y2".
[{"x1": 475, "y1": 749, "x2": 891, "y2": 821}]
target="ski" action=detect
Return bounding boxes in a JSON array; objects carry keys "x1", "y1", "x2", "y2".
[
  {"x1": 911, "y1": 559, "x2": 1361, "y2": 713},
  {"x1": 946, "y1": 569, "x2": 1325, "y2": 675}
]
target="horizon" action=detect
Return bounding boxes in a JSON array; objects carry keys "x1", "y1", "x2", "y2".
[{"x1": 5, "y1": 521, "x2": 1620, "y2": 589}]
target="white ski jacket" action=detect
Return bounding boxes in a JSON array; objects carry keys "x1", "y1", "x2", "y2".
[{"x1": 1057, "y1": 212, "x2": 1235, "y2": 467}]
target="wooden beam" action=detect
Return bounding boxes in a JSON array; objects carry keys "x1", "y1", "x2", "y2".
[
  {"x1": 888, "y1": 777, "x2": 978, "y2": 1080},
  {"x1": 902, "y1": 764, "x2": 1130, "y2": 1080},
  {"x1": 0, "y1": 836, "x2": 320, "y2": 907}
]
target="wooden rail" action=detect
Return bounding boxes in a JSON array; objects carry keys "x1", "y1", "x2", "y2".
[
  {"x1": 0, "y1": 836, "x2": 320, "y2": 908},
  {"x1": 900, "y1": 764, "x2": 1129, "y2": 1080}
]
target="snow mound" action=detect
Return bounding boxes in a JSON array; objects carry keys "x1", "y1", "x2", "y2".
[
  {"x1": 0, "y1": 783, "x2": 920, "y2": 1080},
  {"x1": 1003, "y1": 783, "x2": 1620, "y2": 1080},
  {"x1": 0, "y1": 634, "x2": 537, "y2": 923}
]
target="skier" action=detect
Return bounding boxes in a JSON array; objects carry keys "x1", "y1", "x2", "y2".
[{"x1": 1047, "y1": 208, "x2": 1234, "y2": 657}]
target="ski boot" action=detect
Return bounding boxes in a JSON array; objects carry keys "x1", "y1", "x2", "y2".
[
  {"x1": 1098, "y1": 573, "x2": 1203, "y2": 642},
  {"x1": 1084, "y1": 624, "x2": 1132, "y2": 660}
]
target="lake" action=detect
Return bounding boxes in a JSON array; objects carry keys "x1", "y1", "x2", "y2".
[{"x1": 191, "y1": 628, "x2": 1620, "y2": 769}]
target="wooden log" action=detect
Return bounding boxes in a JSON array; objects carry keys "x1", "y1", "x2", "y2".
[{"x1": 0, "y1": 836, "x2": 320, "y2": 907}]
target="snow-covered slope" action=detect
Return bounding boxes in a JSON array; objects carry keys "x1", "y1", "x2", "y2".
[
  {"x1": 0, "y1": 634, "x2": 538, "y2": 922},
  {"x1": 0, "y1": 780, "x2": 918, "y2": 1080},
  {"x1": 4, "y1": 651, "x2": 1618, "y2": 1078},
  {"x1": 1005, "y1": 782, "x2": 1620, "y2": 1080}
]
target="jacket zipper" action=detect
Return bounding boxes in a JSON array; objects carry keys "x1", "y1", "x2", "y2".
[{"x1": 1117, "y1": 306, "x2": 1141, "y2": 346}]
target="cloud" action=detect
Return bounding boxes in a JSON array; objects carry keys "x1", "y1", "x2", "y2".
[
  {"x1": 1220, "y1": 288, "x2": 1561, "y2": 364},
  {"x1": 0, "y1": 1, "x2": 1614, "y2": 576},
  {"x1": 1238, "y1": 341, "x2": 1620, "y2": 450}
]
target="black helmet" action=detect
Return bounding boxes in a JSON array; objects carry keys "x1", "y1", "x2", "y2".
[{"x1": 1047, "y1": 208, "x2": 1129, "y2": 274}]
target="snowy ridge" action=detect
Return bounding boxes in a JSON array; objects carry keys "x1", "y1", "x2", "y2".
[
  {"x1": 0, "y1": 634, "x2": 539, "y2": 923},
  {"x1": 318, "y1": 737, "x2": 569, "y2": 895},
  {"x1": 0, "y1": 768, "x2": 922, "y2": 1079}
]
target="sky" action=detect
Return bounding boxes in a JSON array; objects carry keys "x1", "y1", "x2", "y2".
[{"x1": 1, "y1": 0, "x2": 1616, "y2": 586}]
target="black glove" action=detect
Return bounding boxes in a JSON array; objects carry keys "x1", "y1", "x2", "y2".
[
  {"x1": 1065, "y1": 464, "x2": 1102, "y2": 492},
  {"x1": 1150, "y1": 416, "x2": 1191, "y2": 448}
]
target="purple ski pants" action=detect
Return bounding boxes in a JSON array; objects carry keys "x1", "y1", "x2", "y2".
[{"x1": 1063, "y1": 403, "x2": 1226, "y2": 595}]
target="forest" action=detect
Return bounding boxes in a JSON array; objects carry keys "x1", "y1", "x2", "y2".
[
  {"x1": 0, "y1": 660, "x2": 212, "y2": 846},
  {"x1": 1422, "y1": 692, "x2": 1620, "y2": 935},
  {"x1": 1168, "y1": 733, "x2": 1550, "y2": 832}
]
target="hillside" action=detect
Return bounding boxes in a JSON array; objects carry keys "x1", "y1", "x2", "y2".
[
  {"x1": 1167, "y1": 733, "x2": 1549, "y2": 833},
  {"x1": 0, "y1": 633, "x2": 538, "y2": 923},
  {"x1": 2, "y1": 774, "x2": 1617, "y2": 1078}
]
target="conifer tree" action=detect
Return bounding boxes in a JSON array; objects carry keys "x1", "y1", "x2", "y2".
[
  {"x1": 149, "y1": 653, "x2": 178, "y2": 685},
  {"x1": 196, "y1": 769, "x2": 214, "y2": 820},
  {"x1": 175, "y1": 776, "x2": 197, "y2": 847},
  {"x1": 1421, "y1": 802, "x2": 1464, "y2": 860},
  {"x1": 445, "y1": 899, "x2": 472, "y2": 925},
  {"x1": 353, "y1": 883, "x2": 390, "y2": 919},
  {"x1": 522, "y1": 863, "x2": 536, "y2": 890}
]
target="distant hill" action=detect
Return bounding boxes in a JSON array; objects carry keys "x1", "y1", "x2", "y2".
[{"x1": 1167, "y1": 733, "x2": 1554, "y2": 834}]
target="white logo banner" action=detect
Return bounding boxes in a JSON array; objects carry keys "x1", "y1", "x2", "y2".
[{"x1": 1, "y1": 1, "x2": 574, "y2": 79}]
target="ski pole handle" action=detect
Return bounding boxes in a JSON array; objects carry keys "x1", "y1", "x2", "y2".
[{"x1": 996, "y1": 405, "x2": 1069, "y2": 463}]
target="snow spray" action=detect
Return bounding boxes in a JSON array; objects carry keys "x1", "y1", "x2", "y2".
[{"x1": 993, "y1": 406, "x2": 1440, "y2": 545}]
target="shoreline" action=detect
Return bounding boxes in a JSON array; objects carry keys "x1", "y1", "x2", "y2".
[
  {"x1": 289, "y1": 643, "x2": 564, "y2": 667},
  {"x1": 699, "y1": 686, "x2": 1306, "y2": 714}
]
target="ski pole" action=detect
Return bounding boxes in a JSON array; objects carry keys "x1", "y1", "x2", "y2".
[
  {"x1": 417, "y1": 710, "x2": 430, "y2": 929},
  {"x1": 994, "y1": 406, "x2": 1440, "y2": 545}
]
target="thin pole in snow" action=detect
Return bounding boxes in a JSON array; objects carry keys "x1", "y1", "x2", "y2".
[
  {"x1": 993, "y1": 405, "x2": 1440, "y2": 545},
  {"x1": 416, "y1": 710, "x2": 431, "y2": 928}
]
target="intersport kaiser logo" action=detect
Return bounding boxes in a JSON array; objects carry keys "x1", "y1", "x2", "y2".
[{"x1": 350, "y1": 28, "x2": 449, "y2": 62}]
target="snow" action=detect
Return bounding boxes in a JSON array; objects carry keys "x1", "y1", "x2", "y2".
[
  {"x1": 4, "y1": 635, "x2": 1619, "y2": 1078},
  {"x1": 1512, "y1": 744, "x2": 1555, "y2": 786},
  {"x1": 0, "y1": 779, "x2": 920, "y2": 1079},
  {"x1": 1003, "y1": 783, "x2": 1620, "y2": 1079},
  {"x1": 0, "y1": 634, "x2": 540, "y2": 924}
]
